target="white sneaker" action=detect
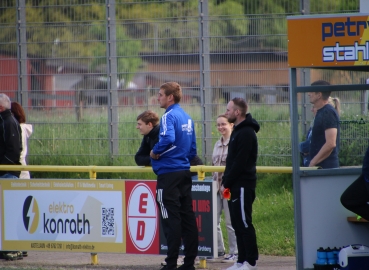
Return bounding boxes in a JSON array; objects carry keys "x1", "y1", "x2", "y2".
[
  {"x1": 222, "y1": 254, "x2": 238, "y2": 263},
  {"x1": 160, "y1": 256, "x2": 184, "y2": 266},
  {"x1": 238, "y1": 261, "x2": 258, "y2": 270},
  {"x1": 225, "y1": 262, "x2": 243, "y2": 270},
  {"x1": 177, "y1": 256, "x2": 184, "y2": 266}
]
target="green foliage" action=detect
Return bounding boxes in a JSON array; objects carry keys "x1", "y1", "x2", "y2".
[
  {"x1": 209, "y1": 1, "x2": 249, "y2": 50},
  {"x1": 248, "y1": 16, "x2": 287, "y2": 49},
  {"x1": 89, "y1": 23, "x2": 142, "y2": 86},
  {"x1": 0, "y1": 2, "x2": 142, "y2": 83},
  {"x1": 339, "y1": 117, "x2": 369, "y2": 166},
  {"x1": 310, "y1": 0, "x2": 359, "y2": 13},
  {"x1": 1, "y1": 0, "x2": 358, "y2": 54}
]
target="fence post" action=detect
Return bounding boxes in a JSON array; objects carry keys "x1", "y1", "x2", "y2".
[
  {"x1": 106, "y1": 0, "x2": 119, "y2": 158},
  {"x1": 16, "y1": 0, "x2": 29, "y2": 109},
  {"x1": 198, "y1": 0, "x2": 212, "y2": 164},
  {"x1": 300, "y1": 0, "x2": 311, "y2": 136}
]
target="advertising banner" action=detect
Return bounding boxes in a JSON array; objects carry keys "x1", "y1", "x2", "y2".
[
  {"x1": 1, "y1": 179, "x2": 216, "y2": 256},
  {"x1": 158, "y1": 180, "x2": 217, "y2": 258},
  {"x1": 288, "y1": 14, "x2": 369, "y2": 67},
  {"x1": 1, "y1": 180, "x2": 124, "y2": 253},
  {"x1": 125, "y1": 181, "x2": 159, "y2": 254}
]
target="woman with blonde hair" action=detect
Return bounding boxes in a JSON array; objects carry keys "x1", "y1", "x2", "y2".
[
  {"x1": 328, "y1": 96, "x2": 341, "y2": 116},
  {"x1": 212, "y1": 114, "x2": 238, "y2": 262}
]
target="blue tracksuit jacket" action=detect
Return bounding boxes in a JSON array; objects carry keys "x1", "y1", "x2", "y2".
[{"x1": 151, "y1": 103, "x2": 197, "y2": 175}]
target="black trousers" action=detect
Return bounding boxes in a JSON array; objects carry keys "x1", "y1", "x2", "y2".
[
  {"x1": 228, "y1": 186, "x2": 259, "y2": 265},
  {"x1": 341, "y1": 174, "x2": 369, "y2": 221},
  {"x1": 156, "y1": 170, "x2": 198, "y2": 270}
]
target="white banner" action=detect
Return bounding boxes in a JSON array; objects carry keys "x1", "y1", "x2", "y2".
[{"x1": 2, "y1": 180, "x2": 124, "y2": 252}]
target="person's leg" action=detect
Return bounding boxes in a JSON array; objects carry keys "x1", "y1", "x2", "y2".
[
  {"x1": 156, "y1": 172, "x2": 183, "y2": 270},
  {"x1": 223, "y1": 197, "x2": 238, "y2": 255},
  {"x1": 341, "y1": 174, "x2": 369, "y2": 220},
  {"x1": 217, "y1": 193, "x2": 226, "y2": 254},
  {"x1": 178, "y1": 170, "x2": 198, "y2": 268},
  {"x1": 228, "y1": 187, "x2": 258, "y2": 266},
  {"x1": 228, "y1": 196, "x2": 245, "y2": 265}
]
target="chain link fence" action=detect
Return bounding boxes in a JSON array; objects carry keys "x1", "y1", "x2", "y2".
[{"x1": 0, "y1": 0, "x2": 367, "y2": 170}]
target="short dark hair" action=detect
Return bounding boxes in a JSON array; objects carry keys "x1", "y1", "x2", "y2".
[
  {"x1": 311, "y1": 80, "x2": 331, "y2": 100},
  {"x1": 232, "y1": 97, "x2": 248, "y2": 116},
  {"x1": 136, "y1": 110, "x2": 159, "y2": 126},
  {"x1": 11, "y1": 102, "x2": 26, "y2": 123},
  {"x1": 160, "y1": 82, "x2": 182, "y2": 103}
]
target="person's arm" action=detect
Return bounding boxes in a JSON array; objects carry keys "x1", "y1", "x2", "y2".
[
  {"x1": 309, "y1": 128, "x2": 337, "y2": 167},
  {"x1": 134, "y1": 136, "x2": 151, "y2": 166},
  {"x1": 222, "y1": 129, "x2": 256, "y2": 188},
  {"x1": 152, "y1": 114, "x2": 175, "y2": 156}
]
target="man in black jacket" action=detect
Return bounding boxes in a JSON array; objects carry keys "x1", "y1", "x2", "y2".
[
  {"x1": 135, "y1": 110, "x2": 160, "y2": 166},
  {"x1": 221, "y1": 97, "x2": 259, "y2": 270},
  {"x1": 0, "y1": 93, "x2": 22, "y2": 178}
]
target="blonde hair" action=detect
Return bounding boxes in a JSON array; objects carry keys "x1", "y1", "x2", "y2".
[{"x1": 328, "y1": 97, "x2": 341, "y2": 116}]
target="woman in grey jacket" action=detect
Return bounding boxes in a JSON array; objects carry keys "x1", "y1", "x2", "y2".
[{"x1": 212, "y1": 114, "x2": 238, "y2": 263}]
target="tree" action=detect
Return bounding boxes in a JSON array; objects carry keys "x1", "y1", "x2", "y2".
[
  {"x1": 0, "y1": 0, "x2": 142, "y2": 84},
  {"x1": 89, "y1": 23, "x2": 142, "y2": 87},
  {"x1": 117, "y1": 0, "x2": 248, "y2": 52}
]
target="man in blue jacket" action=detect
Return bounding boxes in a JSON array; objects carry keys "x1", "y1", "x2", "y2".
[{"x1": 150, "y1": 82, "x2": 198, "y2": 270}]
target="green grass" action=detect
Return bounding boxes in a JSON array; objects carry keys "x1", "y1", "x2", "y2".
[
  {"x1": 28, "y1": 104, "x2": 293, "y2": 172},
  {"x1": 220, "y1": 173, "x2": 295, "y2": 256}
]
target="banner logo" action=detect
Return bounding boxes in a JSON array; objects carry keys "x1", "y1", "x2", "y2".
[
  {"x1": 23, "y1": 196, "x2": 40, "y2": 234},
  {"x1": 127, "y1": 183, "x2": 157, "y2": 252}
]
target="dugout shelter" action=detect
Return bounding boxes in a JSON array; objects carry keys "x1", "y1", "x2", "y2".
[{"x1": 288, "y1": 13, "x2": 369, "y2": 270}]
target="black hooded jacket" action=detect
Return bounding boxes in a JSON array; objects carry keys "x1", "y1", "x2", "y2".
[
  {"x1": 222, "y1": 113, "x2": 260, "y2": 189},
  {"x1": 0, "y1": 109, "x2": 22, "y2": 177},
  {"x1": 135, "y1": 125, "x2": 160, "y2": 166}
]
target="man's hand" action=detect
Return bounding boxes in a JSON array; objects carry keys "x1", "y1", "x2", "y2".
[
  {"x1": 220, "y1": 185, "x2": 225, "y2": 193},
  {"x1": 150, "y1": 150, "x2": 160, "y2": 160}
]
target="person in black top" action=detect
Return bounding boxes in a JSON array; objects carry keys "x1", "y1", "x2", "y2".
[
  {"x1": 135, "y1": 110, "x2": 160, "y2": 166},
  {"x1": 220, "y1": 97, "x2": 259, "y2": 270},
  {"x1": 341, "y1": 145, "x2": 369, "y2": 221},
  {"x1": 307, "y1": 80, "x2": 340, "y2": 169},
  {"x1": 0, "y1": 93, "x2": 22, "y2": 178}
]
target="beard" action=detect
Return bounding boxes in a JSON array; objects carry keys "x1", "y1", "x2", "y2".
[{"x1": 227, "y1": 115, "x2": 236, "y2": 123}]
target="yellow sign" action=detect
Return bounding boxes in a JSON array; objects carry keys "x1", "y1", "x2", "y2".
[{"x1": 288, "y1": 14, "x2": 369, "y2": 67}]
